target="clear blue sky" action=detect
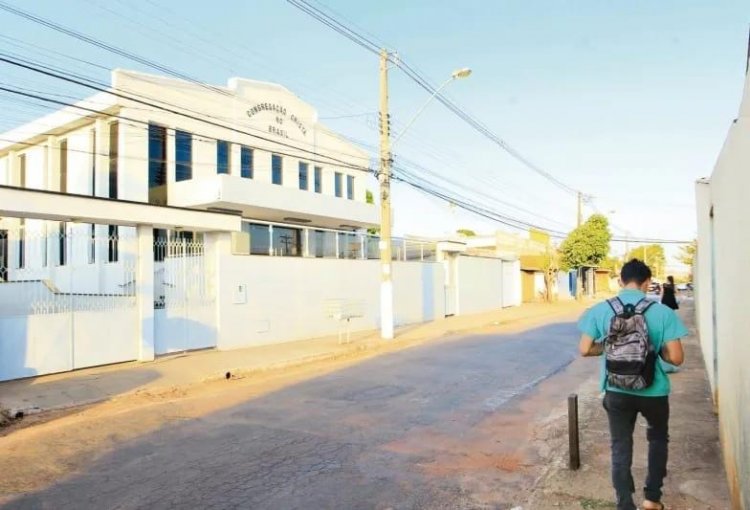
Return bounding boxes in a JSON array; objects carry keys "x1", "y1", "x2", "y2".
[{"x1": 1, "y1": 0, "x2": 748, "y2": 267}]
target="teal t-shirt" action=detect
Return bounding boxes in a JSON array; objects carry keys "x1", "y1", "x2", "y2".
[{"x1": 577, "y1": 289, "x2": 689, "y2": 397}]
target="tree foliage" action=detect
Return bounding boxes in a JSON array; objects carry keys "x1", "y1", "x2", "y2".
[
  {"x1": 599, "y1": 256, "x2": 622, "y2": 277},
  {"x1": 559, "y1": 214, "x2": 611, "y2": 270},
  {"x1": 456, "y1": 228, "x2": 477, "y2": 237},
  {"x1": 626, "y1": 244, "x2": 666, "y2": 279}
]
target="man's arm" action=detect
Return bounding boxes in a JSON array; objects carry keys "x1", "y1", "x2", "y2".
[
  {"x1": 661, "y1": 340, "x2": 684, "y2": 366},
  {"x1": 579, "y1": 333, "x2": 604, "y2": 357}
]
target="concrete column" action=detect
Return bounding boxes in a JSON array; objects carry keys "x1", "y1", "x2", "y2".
[
  {"x1": 204, "y1": 231, "x2": 230, "y2": 349},
  {"x1": 136, "y1": 224, "x2": 155, "y2": 361},
  {"x1": 7, "y1": 150, "x2": 17, "y2": 187},
  {"x1": 44, "y1": 136, "x2": 60, "y2": 191},
  {"x1": 94, "y1": 118, "x2": 109, "y2": 198},
  {"x1": 230, "y1": 143, "x2": 241, "y2": 177},
  {"x1": 93, "y1": 120, "x2": 109, "y2": 290}
]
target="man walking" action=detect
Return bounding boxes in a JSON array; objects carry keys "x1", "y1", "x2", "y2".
[{"x1": 578, "y1": 259, "x2": 687, "y2": 510}]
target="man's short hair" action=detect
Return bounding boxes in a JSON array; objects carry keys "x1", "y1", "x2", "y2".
[{"x1": 620, "y1": 258, "x2": 652, "y2": 285}]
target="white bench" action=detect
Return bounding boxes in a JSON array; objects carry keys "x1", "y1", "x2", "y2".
[{"x1": 324, "y1": 299, "x2": 365, "y2": 344}]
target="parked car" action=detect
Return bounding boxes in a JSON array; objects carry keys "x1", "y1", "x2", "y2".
[
  {"x1": 649, "y1": 282, "x2": 662, "y2": 294},
  {"x1": 676, "y1": 283, "x2": 689, "y2": 291}
]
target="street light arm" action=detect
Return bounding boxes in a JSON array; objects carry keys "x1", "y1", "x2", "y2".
[{"x1": 391, "y1": 76, "x2": 454, "y2": 148}]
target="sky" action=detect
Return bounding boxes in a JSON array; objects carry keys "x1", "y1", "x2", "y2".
[{"x1": 1, "y1": 0, "x2": 748, "y2": 269}]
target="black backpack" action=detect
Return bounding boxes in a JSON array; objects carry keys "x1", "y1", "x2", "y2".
[{"x1": 604, "y1": 298, "x2": 656, "y2": 390}]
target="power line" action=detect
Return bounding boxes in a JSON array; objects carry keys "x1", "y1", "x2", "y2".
[
  {"x1": 286, "y1": 0, "x2": 583, "y2": 197},
  {"x1": 0, "y1": 54, "x2": 374, "y2": 171}
]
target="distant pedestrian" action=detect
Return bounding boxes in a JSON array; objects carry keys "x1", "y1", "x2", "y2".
[
  {"x1": 577, "y1": 259, "x2": 687, "y2": 510},
  {"x1": 660, "y1": 276, "x2": 679, "y2": 310}
]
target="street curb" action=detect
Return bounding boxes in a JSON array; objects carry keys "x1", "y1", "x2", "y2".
[{"x1": 2, "y1": 304, "x2": 587, "y2": 421}]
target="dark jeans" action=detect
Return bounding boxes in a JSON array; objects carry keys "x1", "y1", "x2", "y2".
[{"x1": 603, "y1": 391, "x2": 670, "y2": 510}]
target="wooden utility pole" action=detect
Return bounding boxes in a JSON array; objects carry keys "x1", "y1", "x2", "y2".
[
  {"x1": 378, "y1": 49, "x2": 394, "y2": 340},
  {"x1": 577, "y1": 191, "x2": 583, "y2": 227}
]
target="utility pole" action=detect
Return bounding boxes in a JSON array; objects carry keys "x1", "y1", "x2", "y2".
[
  {"x1": 577, "y1": 191, "x2": 583, "y2": 227},
  {"x1": 378, "y1": 48, "x2": 394, "y2": 340}
]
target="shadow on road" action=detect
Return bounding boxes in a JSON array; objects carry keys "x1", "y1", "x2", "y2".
[{"x1": 2, "y1": 320, "x2": 585, "y2": 510}]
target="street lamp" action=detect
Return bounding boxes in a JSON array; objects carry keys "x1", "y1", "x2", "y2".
[
  {"x1": 377, "y1": 58, "x2": 471, "y2": 340},
  {"x1": 391, "y1": 67, "x2": 472, "y2": 148}
]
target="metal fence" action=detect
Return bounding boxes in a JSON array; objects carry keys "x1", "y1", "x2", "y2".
[{"x1": 0, "y1": 219, "x2": 136, "y2": 316}]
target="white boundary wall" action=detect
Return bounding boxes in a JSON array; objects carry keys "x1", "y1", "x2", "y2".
[
  {"x1": 694, "y1": 61, "x2": 750, "y2": 509},
  {"x1": 216, "y1": 255, "x2": 444, "y2": 349}
]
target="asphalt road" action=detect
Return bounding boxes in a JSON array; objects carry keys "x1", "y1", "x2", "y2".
[{"x1": 5, "y1": 320, "x2": 580, "y2": 510}]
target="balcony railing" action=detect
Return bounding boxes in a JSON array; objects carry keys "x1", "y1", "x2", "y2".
[{"x1": 231, "y1": 220, "x2": 437, "y2": 262}]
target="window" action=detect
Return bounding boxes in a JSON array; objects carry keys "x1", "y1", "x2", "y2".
[
  {"x1": 314, "y1": 166, "x2": 322, "y2": 193},
  {"x1": 89, "y1": 224, "x2": 96, "y2": 264},
  {"x1": 347, "y1": 175, "x2": 354, "y2": 200},
  {"x1": 59, "y1": 140, "x2": 68, "y2": 193},
  {"x1": 175, "y1": 130, "x2": 192, "y2": 181},
  {"x1": 298, "y1": 162, "x2": 309, "y2": 190},
  {"x1": 246, "y1": 223, "x2": 271, "y2": 255},
  {"x1": 217, "y1": 140, "x2": 230, "y2": 174},
  {"x1": 272, "y1": 154, "x2": 283, "y2": 185},
  {"x1": 17, "y1": 218, "x2": 25, "y2": 269},
  {"x1": 108, "y1": 225, "x2": 119, "y2": 263},
  {"x1": 90, "y1": 128, "x2": 96, "y2": 195},
  {"x1": 148, "y1": 124, "x2": 167, "y2": 188},
  {"x1": 334, "y1": 172, "x2": 343, "y2": 197},
  {"x1": 108, "y1": 122, "x2": 118, "y2": 198},
  {"x1": 18, "y1": 154, "x2": 25, "y2": 188},
  {"x1": 58, "y1": 222, "x2": 67, "y2": 266},
  {"x1": 272, "y1": 226, "x2": 302, "y2": 256},
  {"x1": 240, "y1": 146, "x2": 253, "y2": 178}
]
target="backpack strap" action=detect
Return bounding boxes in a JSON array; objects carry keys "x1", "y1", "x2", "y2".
[
  {"x1": 634, "y1": 298, "x2": 655, "y2": 315},
  {"x1": 607, "y1": 297, "x2": 625, "y2": 316}
]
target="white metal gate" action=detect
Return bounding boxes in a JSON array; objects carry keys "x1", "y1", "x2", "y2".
[
  {"x1": 444, "y1": 256, "x2": 458, "y2": 316},
  {"x1": 0, "y1": 220, "x2": 138, "y2": 382},
  {"x1": 154, "y1": 233, "x2": 216, "y2": 355}
]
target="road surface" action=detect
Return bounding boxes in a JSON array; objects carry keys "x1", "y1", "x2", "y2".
[{"x1": 3, "y1": 319, "x2": 586, "y2": 509}]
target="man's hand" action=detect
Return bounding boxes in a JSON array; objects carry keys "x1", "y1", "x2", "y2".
[{"x1": 579, "y1": 334, "x2": 604, "y2": 357}]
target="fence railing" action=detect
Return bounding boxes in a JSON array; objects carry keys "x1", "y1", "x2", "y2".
[{"x1": 0, "y1": 221, "x2": 137, "y2": 316}]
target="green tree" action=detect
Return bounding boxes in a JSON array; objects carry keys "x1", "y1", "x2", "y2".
[
  {"x1": 626, "y1": 244, "x2": 666, "y2": 279},
  {"x1": 456, "y1": 228, "x2": 477, "y2": 237},
  {"x1": 599, "y1": 256, "x2": 622, "y2": 277},
  {"x1": 677, "y1": 239, "x2": 696, "y2": 266},
  {"x1": 559, "y1": 214, "x2": 612, "y2": 270}
]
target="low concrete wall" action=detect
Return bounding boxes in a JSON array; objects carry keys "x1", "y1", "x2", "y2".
[{"x1": 216, "y1": 255, "x2": 445, "y2": 350}]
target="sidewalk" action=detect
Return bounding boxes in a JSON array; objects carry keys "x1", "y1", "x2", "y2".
[
  {"x1": 524, "y1": 301, "x2": 731, "y2": 509},
  {"x1": 0, "y1": 300, "x2": 586, "y2": 419}
]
